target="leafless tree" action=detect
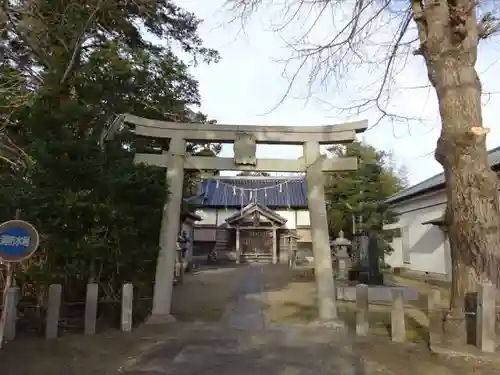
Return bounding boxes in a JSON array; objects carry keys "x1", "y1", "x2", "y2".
[
  {"x1": 228, "y1": 0, "x2": 500, "y2": 325},
  {"x1": 0, "y1": 69, "x2": 33, "y2": 172}
]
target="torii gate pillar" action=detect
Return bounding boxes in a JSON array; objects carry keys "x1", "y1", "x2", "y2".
[
  {"x1": 304, "y1": 141, "x2": 337, "y2": 321},
  {"x1": 148, "y1": 138, "x2": 185, "y2": 323}
]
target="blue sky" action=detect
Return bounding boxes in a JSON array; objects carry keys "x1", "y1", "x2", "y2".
[{"x1": 173, "y1": 0, "x2": 500, "y2": 186}]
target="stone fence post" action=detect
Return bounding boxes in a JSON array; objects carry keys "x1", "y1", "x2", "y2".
[
  {"x1": 427, "y1": 289, "x2": 442, "y2": 346},
  {"x1": 476, "y1": 281, "x2": 496, "y2": 353},
  {"x1": 356, "y1": 284, "x2": 369, "y2": 336},
  {"x1": 4, "y1": 286, "x2": 19, "y2": 341},
  {"x1": 391, "y1": 288, "x2": 406, "y2": 342},
  {"x1": 45, "y1": 284, "x2": 62, "y2": 339},
  {"x1": 84, "y1": 283, "x2": 98, "y2": 335},
  {"x1": 121, "y1": 283, "x2": 133, "y2": 332}
]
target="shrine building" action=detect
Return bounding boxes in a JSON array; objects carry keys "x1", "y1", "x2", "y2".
[{"x1": 191, "y1": 176, "x2": 312, "y2": 263}]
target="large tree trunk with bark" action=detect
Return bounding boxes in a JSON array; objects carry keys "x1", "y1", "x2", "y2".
[
  {"x1": 412, "y1": 0, "x2": 500, "y2": 344},
  {"x1": 433, "y1": 58, "x2": 499, "y2": 304}
]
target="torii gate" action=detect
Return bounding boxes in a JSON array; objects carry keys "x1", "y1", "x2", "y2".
[{"x1": 103, "y1": 114, "x2": 367, "y2": 323}]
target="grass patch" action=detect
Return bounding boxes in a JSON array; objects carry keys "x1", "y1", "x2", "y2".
[
  {"x1": 265, "y1": 266, "x2": 430, "y2": 343},
  {"x1": 338, "y1": 303, "x2": 429, "y2": 342},
  {"x1": 265, "y1": 299, "x2": 428, "y2": 342}
]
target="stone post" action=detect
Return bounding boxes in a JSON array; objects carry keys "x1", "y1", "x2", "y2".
[
  {"x1": 149, "y1": 138, "x2": 186, "y2": 323},
  {"x1": 476, "y1": 281, "x2": 496, "y2": 353},
  {"x1": 303, "y1": 141, "x2": 337, "y2": 321},
  {"x1": 45, "y1": 284, "x2": 62, "y2": 339},
  {"x1": 272, "y1": 227, "x2": 278, "y2": 264},
  {"x1": 235, "y1": 227, "x2": 241, "y2": 264},
  {"x1": 427, "y1": 289, "x2": 442, "y2": 346},
  {"x1": 356, "y1": 284, "x2": 369, "y2": 336},
  {"x1": 391, "y1": 288, "x2": 406, "y2": 342},
  {"x1": 121, "y1": 283, "x2": 133, "y2": 332},
  {"x1": 84, "y1": 283, "x2": 98, "y2": 335},
  {"x1": 4, "y1": 287, "x2": 19, "y2": 341}
]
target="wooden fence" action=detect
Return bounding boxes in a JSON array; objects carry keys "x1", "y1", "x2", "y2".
[
  {"x1": 352, "y1": 282, "x2": 498, "y2": 353},
  {"x1": 1, "y1": 283, "x2": 135, "y2": 343}
]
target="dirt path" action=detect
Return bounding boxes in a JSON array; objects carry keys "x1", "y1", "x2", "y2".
[
  {"x1": 172, "y1": 265, "x2": 248, "y2": 322},
  {"x1": 221, "y1": 264, "x2": 266, "y2": 330}
]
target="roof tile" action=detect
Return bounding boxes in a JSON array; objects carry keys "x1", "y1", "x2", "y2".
[{"x1": 197, "y1": 177, "x2": 308, "y2": 208}]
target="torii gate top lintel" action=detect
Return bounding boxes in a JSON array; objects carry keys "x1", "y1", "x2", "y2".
[{"x1": 104, "y1": 113, "x2": 368, "y2": 145}]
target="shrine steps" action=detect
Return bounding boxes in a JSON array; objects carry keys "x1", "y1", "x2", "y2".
[{"x1": 241, "y1": 253, "x2": 273, "y2": 263}]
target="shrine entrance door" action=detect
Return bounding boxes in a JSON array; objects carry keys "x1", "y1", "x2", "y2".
[{"x1": 240, "y1": 229, "x2": 273, "y2": 263}]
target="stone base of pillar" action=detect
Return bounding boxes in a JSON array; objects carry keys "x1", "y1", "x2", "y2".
[{"x1": 145, "y1": 313, "x2": 177, "y2": 325}]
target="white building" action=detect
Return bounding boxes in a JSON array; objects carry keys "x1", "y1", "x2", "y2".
[{"x1": 383, "y1": 146, "x2": 500, "y2": 280}]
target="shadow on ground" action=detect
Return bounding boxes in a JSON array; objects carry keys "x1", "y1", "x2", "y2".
[{"x1": 121, "y1": 324, "x2": 372, "y2": 375}]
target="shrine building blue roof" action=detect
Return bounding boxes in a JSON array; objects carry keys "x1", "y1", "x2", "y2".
[{"x1": 195, "y1": 177, "x2": 308, "y2": 208}]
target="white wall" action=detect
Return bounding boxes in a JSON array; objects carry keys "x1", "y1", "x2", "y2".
[
  {"x1": 296, "y1": 210, "x2": 310, "y2": 226},
  {"x1": 195, "y1": 208, "x2": 217, "y2": 225},
  {"x1": 216, "y1": 209, "x2": 239, "y2": 224},
  {"x1": 384, "y1": 189, "x2": 452, "y2": 279},
  {"x1": 275, "y1": 210, "x2": 296, "y2": 228}
]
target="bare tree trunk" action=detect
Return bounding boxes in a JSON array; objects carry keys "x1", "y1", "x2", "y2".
[
  {"x1": 414, "y1": 0, "x2": 500, "y2": 344},
  {"x1": 430, "y1": 49, "x2": 500, "y2": 343},
  {"x1": 447, "y1": 209, "x2": 481, "y2": 315}
]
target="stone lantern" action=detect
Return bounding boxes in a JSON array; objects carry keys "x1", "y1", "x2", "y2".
[{"x1": 331, "y1": 230, "x2": 352, "y2": 281}]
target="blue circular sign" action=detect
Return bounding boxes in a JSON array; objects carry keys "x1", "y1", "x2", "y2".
[{"x1": 0, "y1": 220, "x2": 39, "y2": 262}]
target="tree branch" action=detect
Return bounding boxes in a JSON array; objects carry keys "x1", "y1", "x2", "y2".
[
  {"x1": 59, "y1": 0, "x2": 103, "y2": 85},
  {"x1": 411, "y1": 0, "x2": 427, "y2": 55},
  {"x1": 478, "y1": 12, "x2": 500, "y2": 40},
  {"x1": 2, "y1": 2, "x2": 51, "y2": 70}
]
